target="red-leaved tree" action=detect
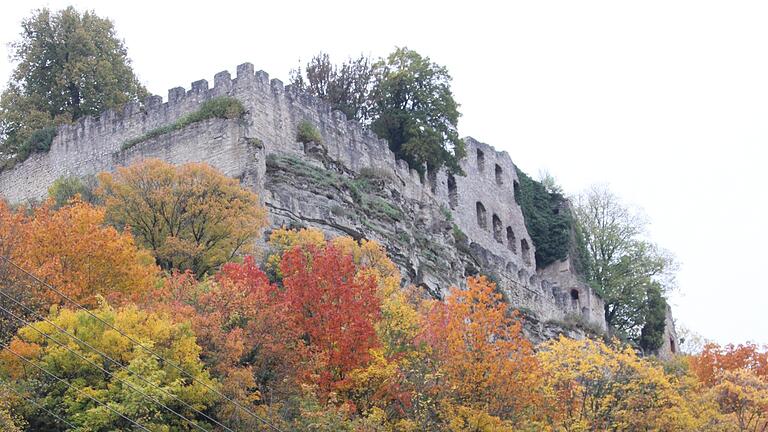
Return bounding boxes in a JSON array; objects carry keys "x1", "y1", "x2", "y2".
[{"x1": 279, "y1": 244, "x2": 381, "y2": 393}]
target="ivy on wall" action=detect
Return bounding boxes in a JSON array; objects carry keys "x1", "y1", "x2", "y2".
[{"x1": 514, "y1": 167, "x2": 572, "y2": 268}]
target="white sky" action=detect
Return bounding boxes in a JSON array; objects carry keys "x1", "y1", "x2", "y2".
[{"x1": 2, "y1": 1, "x2": 766, "y2": 345}]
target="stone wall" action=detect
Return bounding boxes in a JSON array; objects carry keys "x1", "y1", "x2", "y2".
[{"x1": 0, "y1": 62, "x2": 611, "y2": 334}]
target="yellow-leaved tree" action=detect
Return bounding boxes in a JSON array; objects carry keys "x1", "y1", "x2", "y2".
[
  {"x1": 98, "y1": 159, "x2": 268, "y2": 277},
  {"x1": 534, "y1": 336, "x2": 701, "y2": 431}
]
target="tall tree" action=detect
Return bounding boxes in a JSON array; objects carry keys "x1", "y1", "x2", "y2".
[
  {"x1": 97, "y1": 159, "x2": 268, "y2": 277},
  {"x1": 289, "y1": 53, "x2": 373, "y2": 121},
  {"x1": 0, "y1": 7, "x2": 146, "y2": 161},
  {"x1": 573, "y1": 185, "x2": 676, "y2": 347},
  {"x1": 370, "y1": 47, "x2": 465, "y2": 175},
  {"x1": 291, "y1": 48, "x2": 466, "y2": 175}
]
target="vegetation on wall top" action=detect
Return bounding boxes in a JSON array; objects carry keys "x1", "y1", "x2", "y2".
[{"x1": 121, "y1": 97, "x2": 245, "y2": 150}]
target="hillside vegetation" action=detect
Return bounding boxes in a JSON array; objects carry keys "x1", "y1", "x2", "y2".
[{"x1": 0, "y1": 160, "x2": 764, "y2": 431}]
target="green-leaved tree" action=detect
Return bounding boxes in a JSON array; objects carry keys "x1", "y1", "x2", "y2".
[
  {"x1": 290, "y1": 48, "x2": 466, "y2": 175},
  {"x1": 370, "y1": 48, "x2": 465, "y2": 176},
  {"x1": 574, "y1": 185, "x2": 677, "y2": 350},
  {"x1": 0, "y1": 7, "x2": 146, "y2": 165}
]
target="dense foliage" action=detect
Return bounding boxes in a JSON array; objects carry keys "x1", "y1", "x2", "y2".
[
  {"x1": 0, "y1": 305, "x2": 218, "y2": 431},
  {"x1": 98, "y1": 159, "x2": 267, "y2": 277},
  {"x1": 0, "y1": 7, "x2": 145, "y2": 167},
  {"x1": 0, "y1": 162, "x2": 763, "y2": 432},
  {"x1": 514, "y1": 167, "x2": 572, "y2": 268},
  {"x1": 290, "y1": 48, "x2": 465, "y2": 175}
]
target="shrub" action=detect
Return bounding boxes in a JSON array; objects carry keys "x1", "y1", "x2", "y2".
[
  {"x1": 121, "y1": 97, "x2": 245, "y2": 150},
  {"x1": 1, "y1": 126, "x2": 57, "y2": 171},
  {"x1": 297, "y1": 120, "x2": 322, "y2": 144},
  {"x1": 48, "y1": 175, "x2": 100, "y2": 207}
]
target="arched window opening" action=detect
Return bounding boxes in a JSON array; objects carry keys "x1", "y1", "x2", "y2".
[
  {"x1": 570, "y1": 289, "x2": 580, "y2": 300},
  {"x1": 447, "y1": 174, "x2": 458, "y2": 209},
  {"x1": 670, "y1": 338, "x2": 677, "y2": 354},
  {"x1": 521, "y1": 239, "x2": 531, "y2": 265},
  {"x1": 492, "y1": 214, "x2": 503, "y2": 243},
  {"x1": 506, "y1": 227, "x2": 517, "y2": 252},
  {"x1": 476, "y1": 202, "x2": 487, "y2": 229},
  {"x1": 513, "y1": 180, "x2": 521, "y2": 204},
  {"x1": 495, "y1": 164, "x2": 503, "y2": 185},
  {"x1": 477, "y1": 149, "x2": 485, "y2": 172}
]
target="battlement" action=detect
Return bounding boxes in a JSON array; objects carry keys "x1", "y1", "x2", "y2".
[{"x1": 0, "y1": 62, "x2": 608, "y2": 333}]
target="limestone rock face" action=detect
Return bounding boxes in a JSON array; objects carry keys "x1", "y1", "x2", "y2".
[{"x1": 0, "y1": 62, "x2": 677, "y2": 350}]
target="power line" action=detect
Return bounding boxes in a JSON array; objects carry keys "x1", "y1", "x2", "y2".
[
  {"x1": 0, "y1": 301, "x2": 215, "y2": 432},
  {"x1": 0, "y1": 378, "x2": 78, "y2": 430},
  {"x1": 1, "y1": 345, "x2": 151, "y2": 432},
  {"x1": 0, "y1": 256, "x2": 282, "y2": 432},
  {"x1": 0, "y1": 289, "x2": 235, "y2": 432}
]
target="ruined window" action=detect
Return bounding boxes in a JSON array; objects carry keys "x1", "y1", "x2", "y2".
[
  {"x1": 492, "y1": 214, "x2": 503, "y2": 243},
  {"x1": 477, "y1": 149, "x2": 485, "y2": 172},
  {"x1": 495, "y1": 164, "x2": 503, "y2": 185},
  {"x1": 506, "y1": 227, "x2": 517, "y2": 252},
  {"x1": 513, "y1": 180, "x2": 521, "y2": 205},
  {"x1": 521, "y1": 239, "x2": 531, "y2": 265},
  {"x1": 447, "y1": 174, "x2": 458, "y2": 209},
  {"x1": 670, "y1": 338, "x2": 677, "y2": 354},
  {"x1": 476, "y1": 202, "x2": 487, "y2": 229},
  {"x1": 570, "y1": 289, "x2": 580, "y2": 300}
]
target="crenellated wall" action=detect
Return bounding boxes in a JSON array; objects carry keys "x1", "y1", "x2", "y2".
[{"x1": 0, "y1": 62, "x2": 608, "y2": 334}]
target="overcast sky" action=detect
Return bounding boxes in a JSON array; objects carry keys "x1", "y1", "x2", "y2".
[{"x1": 2, "y1": 1, "x2": 766, "y2": 345}]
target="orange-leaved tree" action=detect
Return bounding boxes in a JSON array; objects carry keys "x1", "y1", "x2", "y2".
[
  {"x1": 690, "y1": 343, "x2": 768, "y2": 431},
  {"x1": 4, "y1": 199, "x2": 157, "y2": 309},
  {"x1": 420, "y1": 276, "x2": 540, "y2": 424},
  {"x1": 279, "y1": 243, "x2": 381, "y2": 394},
  {"x1": 98, "y1": 159, "x2": 268, "y2": 277}
]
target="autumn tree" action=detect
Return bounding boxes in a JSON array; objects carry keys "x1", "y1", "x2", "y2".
[
  {"x1": 535, "y1": 336, "x2": 699, "y2": 431},
  {"x1": 0, "y1": 7, "x2": 146, "y2": 165},
  {"x1": 280, "y1": 243, "x2": 382, "y2": 393},
  {"x1": 98, "y1": 159, "x2": 268, "y2": 277},
  {"x1": 689, "y1": 343, "x2": 768, "y2": 431},
  {"x1": 691, "y1": 343, "x2": 768, "y2": 387},
  {"x1": 573, "y1": 185, "x2": 677, "y2": 349},
  {"x1": 148, "y1": 259, "x2": 306, "y2": 429},
  {"x1": 1, "y1": 199, "x2": 157, "y2": 310},
  {"x1": 420, "y1": 276, "x2": 540, "y2": 425},
  {"x1": 0, "y1": 304, "x2": 219, "y2": 431}
]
